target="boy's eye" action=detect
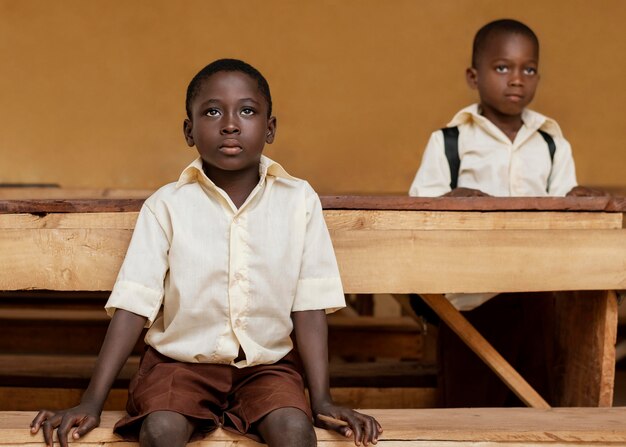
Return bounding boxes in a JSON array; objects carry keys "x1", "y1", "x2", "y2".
[
  {"x1": 241, "y1": 108, "x2": 255, "y2": 116},
  {"x1": 206, "y1": 109, "x2": 221, "y2": 117},
  {"x1": 495, "y1": 65, "x2": 509, "y2": 73},
  {"x1": 524, "y1": 67, "x2": 538, "y2": 75}
]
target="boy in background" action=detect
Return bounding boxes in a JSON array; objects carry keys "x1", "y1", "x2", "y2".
[{"x1": 409, "y1": 19, "x2": 602, "y2": 406}]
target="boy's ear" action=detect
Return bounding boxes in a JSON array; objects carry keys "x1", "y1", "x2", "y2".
[
  {"x1": 265, "y1": 116, "x2": 277, "y2": 144},
  {"x1": 466, "y1": 67, "x2": 478, "y2": 90},
  {"x1": 183, "y1": 118, "x2": 195, "y2": 147}
]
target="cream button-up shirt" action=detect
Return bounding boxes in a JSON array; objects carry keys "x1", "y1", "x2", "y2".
[
  {"x1": 409, "y1": 105, "x2": 578, "y2": 310},
  {"x1": 409, "y1": 104, "x2": 578, "y2": 197},
  {"x1": 106, "y1": 156, "x2": 345, "y2": 367}
]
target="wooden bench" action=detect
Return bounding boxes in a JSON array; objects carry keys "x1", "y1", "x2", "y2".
[
  {"x1": 3, "y1": 408, "x2": 626, "y2": 445},
  {"x1": 1, "y1": 194, "x2": 626, "y2": 444}
]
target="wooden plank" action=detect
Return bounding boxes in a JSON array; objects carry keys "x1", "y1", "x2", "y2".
[
  {"x1": 0, "y1": 308, "x2": 107, "y2": 321},
  {"x1": 0, "y1": 188, "x2": 153, "y2": 200},
  {"x1": 0, "y1": 388, "x2": 129, "y2": 412},
  {"x1": 0, "y1": 320, "x2": 117, "y2": 355},
  {"x1": 2, "y1": 408, "x2": 626, "y2": 445},
  {"x1": 419, "y1": 293, "x2": 550, "y2": 409},
  {"x1": 0, "y1": 229, "x2": 132, "y2": 290},
  {"x1": 0, "y1": 355, "x2": 139, "y2": 381},
  {"x1": 0, "y1": 199, "x2": 145, "y2": 214},
  {"x1": 321, "y1": 195, "x2": 626, "y2": 212},
  {"x1": 553, "y1": 290, "x2": 618, "y2": 406},
  {"x1": 324, "y1": 210, "x2": 623, "y2": 230},
  {"x1": 0, "y1": 387, "x2": 437, "y2": 412},
  {"x1": 0, "y1": 212, "x2": 139, "y2": 229},
  {"x1": 3, "y1": 196, "x2": 626, "y2": 214},
  {"x1": 2, "y1": 209, "x2": 620, "y2": 231},
  {"x1": 332, "y1": 229, "x2": 626, "y2": 294},
  {"x1": 2, "y1": 227, "x2": 626, "y2": 293}
]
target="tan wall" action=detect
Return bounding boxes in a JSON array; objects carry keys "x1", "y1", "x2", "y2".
[{"x1": 1, "y1": 0, "x2": 625, "y2": 194}]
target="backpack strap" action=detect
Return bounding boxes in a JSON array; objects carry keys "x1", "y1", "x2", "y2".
[
  {"x1": 442, "y1": 127, "x2": 556, "y2": 192},
  {"x1": 441, "y1": 126, "x2": 460, "y2": 189},
  {"x1": 537, "y1": 129, "x2": 556, "y2": 192}
]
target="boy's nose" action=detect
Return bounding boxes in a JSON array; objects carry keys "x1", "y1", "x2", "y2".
[
  {"x1": 508, "y1": 71, "x2": 523, "y2": 86},
  {"x1": 220, "y1": 121, "x2": 240, "y2": 134}
]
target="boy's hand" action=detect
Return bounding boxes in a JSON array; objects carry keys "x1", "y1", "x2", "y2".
[
  {"x1": 314, "y1": 403, "x2": 383, "y2": 446},
  {"x1": 443, "y1": 187, "x2": 490, "y2": 197},
  {"x1": 566, "y1": 185, "x2": 610, "y2": 197},
  {"x1": 30, "y1": 404, "x2": 101, "y2": 447}
]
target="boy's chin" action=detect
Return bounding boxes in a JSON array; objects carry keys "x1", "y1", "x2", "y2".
[{"x1": 491, "y1": 103, "x2": 528, "y2": 117}]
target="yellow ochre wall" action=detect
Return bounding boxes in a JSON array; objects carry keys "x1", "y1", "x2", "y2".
[{"x1": 1, "y1": 0, "x2": 625, "y2": 194}]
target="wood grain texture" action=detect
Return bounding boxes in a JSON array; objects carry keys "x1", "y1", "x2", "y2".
[
  {"x1": 321, "y1": 196, "x2": 626, "y2": 212},
  {"x1": 2, "y1": 209, "x2": 621, "y2": 231},
  {"x1": 0, "y1": 188, "x2": 153, "y2": 200},
  {"x1": 2, "y1": 227, "x2": 626, "y2": 293},
  {"x1": 2, "y1": 196, "x2": 626, "y2": 213},
  {"x1": 324, "y1": 210, "x2": 623, "y2": 230},
  {"x1": 331, "y1": 229, "x2": 626, "y2": 294},
  {"x1": 0, "y1": 228, "x2": 132, "y2": 290},
  {"x1": 553, "y1": 291, "x2": 618, "y2": 407},
  {"x1": 2, "y1": 408, "x2": 626, "y2": 445}
]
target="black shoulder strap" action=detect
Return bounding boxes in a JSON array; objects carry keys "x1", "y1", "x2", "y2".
[
  {"x1": 441, "y1": 126, "x2": 460, "y2": 189},
  {"x1": 441, "y1": 126, "x2": 556, "y2": 192},
  {"x1": 537, "y1": 129, "x2": 556, "y2": 192},
  {"x1": 537, "y1": 129, "x2": 556, "y2": 162}
]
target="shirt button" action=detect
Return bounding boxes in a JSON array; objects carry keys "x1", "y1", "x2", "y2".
[
  {"x1": 234, "y1": 272, "x2": 243, "y2": 281},
  {"x1": 234, "y1": 318, "x2": 241, "y2": 328}
]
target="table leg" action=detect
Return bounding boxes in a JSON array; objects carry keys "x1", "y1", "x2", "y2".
[{"x1": 553, "y1": 290, "x2": 617, "y2": 406}]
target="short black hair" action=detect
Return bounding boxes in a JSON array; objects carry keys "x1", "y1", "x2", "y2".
[
  {"x1": 185, "y1": 58, "x2": 272, "y2": 119},
  {"x1": 472, "y1": 19, "x2": 539, "y2": 68}
]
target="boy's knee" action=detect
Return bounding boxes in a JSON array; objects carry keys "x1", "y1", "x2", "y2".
[
  {"x1": 140, "y1": 411, "x2": 194, "y2": 447},
  {"x1": 260, "y1": 408, "x2": 316, "y2": 447}
]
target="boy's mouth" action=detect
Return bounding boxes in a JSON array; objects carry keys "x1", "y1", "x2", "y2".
[
  {"x1": 505, "y1": 93, "x2": 524, "y2": 102},
  {"x1": 219, "y1": 140, "x2": 243, "y2": 155}
]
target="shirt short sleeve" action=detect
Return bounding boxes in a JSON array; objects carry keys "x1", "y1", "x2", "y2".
[
  {"x1": 409, "y1": 130, "x2": 452, "y2": 197},
  {"x1": 292, "y1": 186, "x2": 346, "y2": 314},
  {"x1": 105, "y1": 202, "x2": 170, "y2": 326},
  {"x1": 547, "y1": 136, "x2": 578, "y2": 196}
]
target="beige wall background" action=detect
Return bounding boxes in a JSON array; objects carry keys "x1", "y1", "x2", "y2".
[{"x1": 1, "y1": 0, "x2": 624, "y2": 194}]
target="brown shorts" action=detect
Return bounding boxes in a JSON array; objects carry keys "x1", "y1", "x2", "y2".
[{"x1": 114, "y1": 346, "x2": 312, "y2": 442}]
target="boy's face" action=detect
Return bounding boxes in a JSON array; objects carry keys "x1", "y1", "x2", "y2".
[
  {"x1": 466, "y1": 32, "x2": 539, "y2": 118},
  {"x1": 183, "y1": 71, "x2": 276, "y2": 175}
]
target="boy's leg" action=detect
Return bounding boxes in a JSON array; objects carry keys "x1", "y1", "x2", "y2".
[
  {"x1": 139, "y1": 410, "x2": 196, "y2": 447},
  {"x1": 257, "y1": 407, "x2": 316, "y2": 447}
]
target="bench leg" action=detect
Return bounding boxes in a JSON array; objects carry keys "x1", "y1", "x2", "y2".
[
  {"x1": 418, "y1": 293, "x2": 551, "y2": 409},
  {"x1": 553, "y1": 290, "x2": 617, "y2": 406}
]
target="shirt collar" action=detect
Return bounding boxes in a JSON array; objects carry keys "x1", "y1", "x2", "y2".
[
  {"x1": 175, "y1": 155, "x2": 295, "y2": 189},
  {"x1": 447, "y1": 103, "x2": 563, "y2": 137}
]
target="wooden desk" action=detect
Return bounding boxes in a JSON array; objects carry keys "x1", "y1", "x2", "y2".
[{"x1": 1, "y1": 195, "x2": 625, "y2": 407}]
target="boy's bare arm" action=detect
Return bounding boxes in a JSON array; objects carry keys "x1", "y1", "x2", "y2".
[
  {"x1": 30, "y1": 309, "x2": 147, "y2": 447},
  {"x1": 292, "y1": 310, "x2": 382, "y2": 446}
]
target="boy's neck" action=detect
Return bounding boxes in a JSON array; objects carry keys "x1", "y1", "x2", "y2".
[
  {"x1": 479, "y1": 104, "x2": 524, "y2": 142},
  {"x1": 202, "y1": 162, "x2": 260, "y2": 209}
]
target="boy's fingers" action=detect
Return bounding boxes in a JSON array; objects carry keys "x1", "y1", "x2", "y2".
[
  {"x1": 57, "y1": 416, "x2": 77, "y2": 447},
  {"x1": 74, "y1": 416, "x2": 99, "y2": 438},
  {"x1": 30, "y1": 410, "x2": 53, "y2": 433},
  {"x1": 316, "y1": 414, "x2": 358, "y2": 442},
  {"x1": 366, "y1": 416, "x2": 380, "y2": 444},
  {"x1": 346, "y1": 416, "x2": 363, "y2": 446},
  {"x1": 42, "y1": 420, "x2": 55, "y2": 447}
]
